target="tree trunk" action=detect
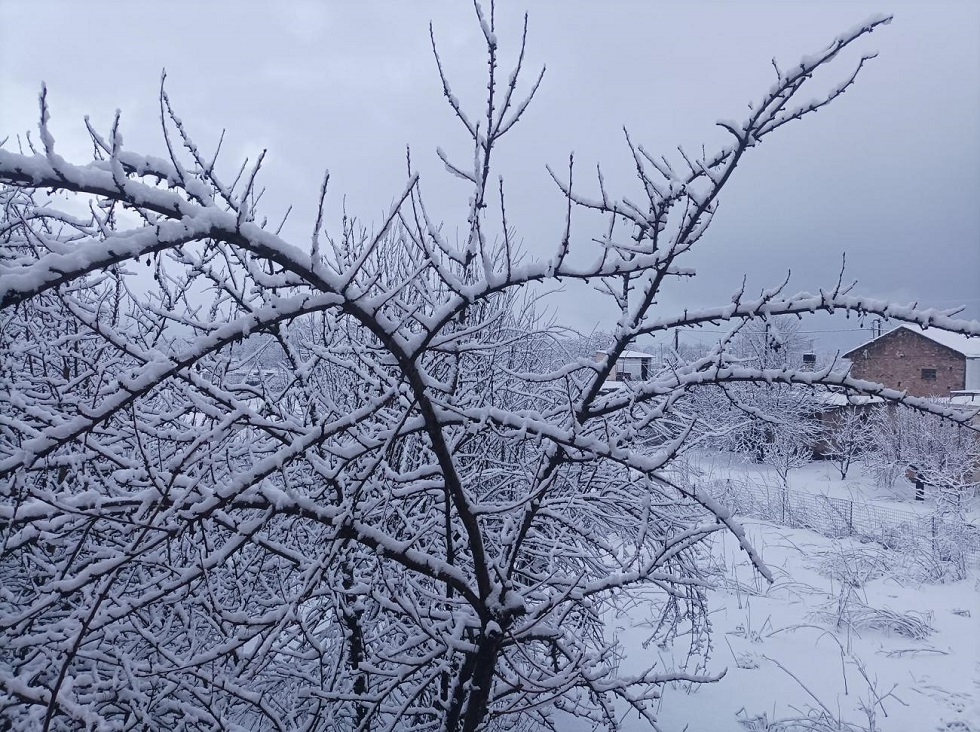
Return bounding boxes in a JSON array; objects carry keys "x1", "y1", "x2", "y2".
[
  {"x1": 460, "y1": 635, "x2": 502, "y2": 732},
  {"x1": 443, "y1": 631, "x2": 502, "y2": 732}
]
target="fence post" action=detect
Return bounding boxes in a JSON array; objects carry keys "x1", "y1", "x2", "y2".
[{"x1": 847, "y1": 500, "x2": 853, "y2": 535}]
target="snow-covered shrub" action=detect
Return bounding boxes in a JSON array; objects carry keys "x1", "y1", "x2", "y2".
[
  {"x1": 814, "y1": 600, "x2": 935, "y2": 641},
  {"x1": 866, "y1": 404, "x2": 980, "y2": 509},
  {"x1": 901, "y1": 542, "x2": 969, "y2": 584},
  {"x1": 814, "y1": 545, "x2": 890, "y2": 589},
  {"x1": 822, "y1": 406, "x2": 874, "y2": 480}
]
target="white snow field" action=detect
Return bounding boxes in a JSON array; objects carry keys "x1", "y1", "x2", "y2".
[
  {"x1": 685, "y1": 452, "x2": 980, "y2": 522},
  {"x1": 563, "y1": 457, "x2": 980, "y2": 731},
  {"x1": 640, "y1": 520, "x2": 976, "y2": 731}
]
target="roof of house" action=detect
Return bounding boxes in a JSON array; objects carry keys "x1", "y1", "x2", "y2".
[
  {"x1": 949, "y1": 392, "x2": 980, "y2": 404},
  {"x1": 814, "y1": 391, "x2": 885, "y2": 408},
  {"x1": 843, "y1": 325, "x2": 980, "y2": 360},
  {"x1": 597, "y1": 350, "x2": 654, "y2": 360}
]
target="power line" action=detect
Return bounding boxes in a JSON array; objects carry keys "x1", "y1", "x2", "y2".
[{"x1": 672, "y1": 327, "x2": 874, "y2": 335}]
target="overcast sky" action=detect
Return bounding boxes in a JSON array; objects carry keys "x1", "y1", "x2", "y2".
[{"x1": 2, "y1": 1, "x2": 977, "y2": 353}]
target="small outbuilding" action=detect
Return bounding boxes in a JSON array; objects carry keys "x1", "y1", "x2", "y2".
[{"x1": 596, "y1": 350, "x2": 655, "y2": 383}]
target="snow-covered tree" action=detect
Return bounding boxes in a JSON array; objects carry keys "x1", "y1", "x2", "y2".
[
  {"x1": 728, "y1": 317, "x2": 815, "y2": 371},
  {"x1": 822, "y1": 403, "x2": 874, "y2": 479},
  {"x1": 693, "y1": 319, "x2": 822, "y2": 486},
  {"x1": 2, "y1": 6, "x2": 978, "y2": 731},
  {"x1": 867, "y1": 404, "x2": 980, "y2": 512},
  {"x1": 747, "y1": 388, "x2": 821, "y2": 486}
]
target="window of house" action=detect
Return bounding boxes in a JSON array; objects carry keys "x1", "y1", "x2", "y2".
[{"x1": 921, "y1": 368, "x2": 937, "y2": 381}]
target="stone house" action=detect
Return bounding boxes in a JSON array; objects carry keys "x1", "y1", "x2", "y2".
[{"x1": 842, "y1": 326, "x2": 980, "y2": 398}]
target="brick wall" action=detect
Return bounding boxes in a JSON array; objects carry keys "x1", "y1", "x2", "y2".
[{"x1": 847, "y1": 328, "x2": 966, "y2": 397}]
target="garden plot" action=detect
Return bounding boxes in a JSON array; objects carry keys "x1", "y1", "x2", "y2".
[
  {"x1": 679, "y1": 452, "x2": 980, "y2": 522},
  {"x1": 605, "y1": 519, "x2": 979, "y2": 731}
]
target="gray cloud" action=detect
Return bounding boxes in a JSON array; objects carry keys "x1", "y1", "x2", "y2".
[{"x1": 2, "y1": 1, "x2": 977, "y2": 352}]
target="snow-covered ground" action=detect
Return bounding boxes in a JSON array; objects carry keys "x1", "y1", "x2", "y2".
[
  {"x1": 559, "y1": 455, "x2": 980, "y2": 731},
  {"x1": 682, "y1": 452, "x2": 980, "y2": 522},
  {"x1": 622, "y1": 519, "x2": 980, "y2": 731}
]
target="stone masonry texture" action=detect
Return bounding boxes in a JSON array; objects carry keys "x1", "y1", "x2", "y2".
[{"x1": 847, "y1": 328, "x2": 965, "y2": 397}]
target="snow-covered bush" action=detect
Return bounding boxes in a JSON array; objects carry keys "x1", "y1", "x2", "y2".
[
  {"x1": 822, "y1": 405, "x2": 874, "y2": 480},
  {"x1": 1, "y1": 6, "x2": 978, "y2": 732},
  {"x1": 866, "y1": 404, "x2": 980, "y2": 511}
]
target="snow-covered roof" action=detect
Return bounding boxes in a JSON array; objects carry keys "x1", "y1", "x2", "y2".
[
  {"x1": 597, "y1": 349, "x2": 654, "y2": 360},
  {"x1": 814, "y1": 391, "x2": 884, "y2": 408},
  {"x1": 918, "y1": 327, "x2": 980, "y2": 358},
  {"x1": 843, "y1": 325, "x2": 980, "y2": 359},
  {"x1": 949, "y1": 392, "x2": 980, "y2": 405},
  {"x1": 815, "y1": 390, "x2": 980, "y2": 420},
  {"x1": 598, "y1": 380, "x2": 624, "y2": 393}
]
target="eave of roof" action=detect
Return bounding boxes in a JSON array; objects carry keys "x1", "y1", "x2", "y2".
[{"x1": 842, "y1": 325, "x2": 980, "y2": 359}]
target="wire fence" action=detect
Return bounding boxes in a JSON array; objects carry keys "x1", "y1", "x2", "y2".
[{"x1": 709, "y1": 478, "x2": 980, "y2": 567}]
